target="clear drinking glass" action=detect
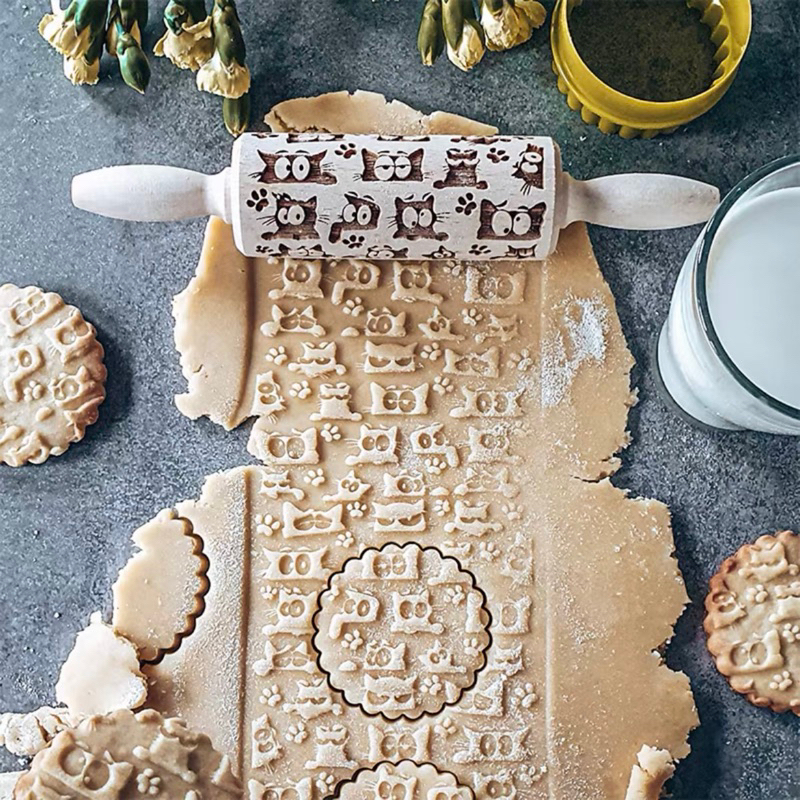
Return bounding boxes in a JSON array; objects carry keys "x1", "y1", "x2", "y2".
[{"x1": 657, "y1": 155, "x2": 800, "y2": 433}]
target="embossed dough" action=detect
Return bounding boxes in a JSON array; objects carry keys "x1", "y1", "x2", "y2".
[
  {"x1": 12, "y1": 708, "x2": 241, "y2": 799},
  {"x1": 0, "y1": 284, "x2": 105, "y2": 466},
  {"x1": 705, "y1": 530, "x2": 800, "y2": 714},
  {"x1": 117, "y1": 92, "x2": 697, "y2": 799}
]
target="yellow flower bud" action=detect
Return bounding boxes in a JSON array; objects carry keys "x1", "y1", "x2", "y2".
[
  {"x1": 446, "y1": 18, "x2": 485, "y2": 71},
  {"x1": 153, "y1": 16, "x2": 214, "y2": 71},
  {"x1": 480, "y1": 0, "x2": 545, "y2": 52}
]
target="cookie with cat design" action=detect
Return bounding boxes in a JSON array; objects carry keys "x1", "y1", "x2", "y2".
[
  {"x1": 705, "y1": 530, "x2": 800, "y2": 714},
  {"x1": 0, "y1": 284, "x2": 106, "y2": 467},
  {"x1": 12, "y1": 708, "x2": 241, "y2": 799}
]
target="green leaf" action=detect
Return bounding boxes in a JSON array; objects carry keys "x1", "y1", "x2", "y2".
[
  {"x1": 418, "y1": 0, "x2": 445, "y2": 65},
  {"x1": 212, "y1": 0, "x2": 246, "y2": 67}
]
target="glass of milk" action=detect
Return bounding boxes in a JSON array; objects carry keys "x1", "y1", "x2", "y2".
[{"x1": 657, "y1": 155, "x2": 800, "y2": 433}]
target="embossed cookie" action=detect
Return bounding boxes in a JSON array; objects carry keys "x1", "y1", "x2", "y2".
[
  {"x1": 0, "y1": 284, "x2": 105, "y2": 466},
  {"x1": 334, "y1": 761, "x2": 472, "y2": 800},
  {"x1": 705, "y1": 530, "x2": 800, "y2": 714},
  {"x1": 12, "y1": 708, "x2": 241, "y2": 799}
]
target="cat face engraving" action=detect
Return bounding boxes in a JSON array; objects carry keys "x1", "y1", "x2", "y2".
[
  {"x1": 261, "y1": 194, "x2": 319, "y2": 241},
  {"x1": 512, "y1": 143, "x2": 544, "y2": 193},
  {"x1": 391, "y1": 589, "x2": 443, "y2": 634},
  {"x1": 257, "y1": 150, "x2": 336, "y2": 185},
  {"x1": 393, "y1": 195, "x2": 448, "y2": 241},
  {"x1": 372, "y1": 500, "x2": 427, "y2": 534},
  {"x1": 364, "y1": 342, "x2": 417, "y2": 374},
  {"x1": 346, "y1": 425, "x2": 400, "y2": 466},
  {"x1": 433, "y1": 149, "x2": 487, "y2": 190},
  {"x1": 478, "y1": 200, "x2": 545, "y2": 241},
  {"x1": 268, "y1": 259, "x2": 324, "y2": 300},
  {"x1": 365, "y1": 308, "x2": 407, "y2": 338},
  {"x1": 370, "y1": 383, "x2": 429, "y2": 416},
  {"x1": 329, "y1": 193, "x2": 381, "y2": 243},
  {"x1": 361, "y1": 148, "x2": 424, "y2": 182}
]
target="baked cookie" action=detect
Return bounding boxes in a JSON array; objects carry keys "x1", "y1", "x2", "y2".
[
  {"x1": 0, "y1": 284, "x2": 105, "y2": 466},
  {"x1": 12, "y1": 708, "x2": 241, "y2": 799},
  {"x1": 705, "y1": 530, "x2": 800, "y2": 714}
]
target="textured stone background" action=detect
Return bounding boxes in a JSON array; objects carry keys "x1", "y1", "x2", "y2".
[{"x1": 0, "y1": 1, "x2": 798, "y2": 797}]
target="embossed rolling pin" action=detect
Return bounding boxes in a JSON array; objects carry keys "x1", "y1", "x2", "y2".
[{"x1": 71, "y1": 134, "x2": 719, "y2": 261}]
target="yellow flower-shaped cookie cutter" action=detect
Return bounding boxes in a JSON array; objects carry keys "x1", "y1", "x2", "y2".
[{"x1": 550, "y1": 0, "x2": 752, "y2": 138}]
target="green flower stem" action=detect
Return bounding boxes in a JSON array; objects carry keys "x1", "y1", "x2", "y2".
[
  {"x1": 212, "y1": 0, "x2": 246, "y2": 69},
  {"x1": 223, "y1": 92, "x2": 250, "y2": 136}
]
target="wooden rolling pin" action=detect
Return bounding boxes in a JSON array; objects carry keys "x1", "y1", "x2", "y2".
[{"x1": 72, "y1": 134, "x2": 719, "y2": 261}]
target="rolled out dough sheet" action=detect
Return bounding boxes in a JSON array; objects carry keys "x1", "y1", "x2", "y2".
[{"x1": 116, "y1": 92, "x2": 696, "y2": 800}]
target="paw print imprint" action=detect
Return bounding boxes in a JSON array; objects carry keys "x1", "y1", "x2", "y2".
[
  {"x1": 247, "y1": 188, "x2": 270, "y2": 212},
  {"x1": 456, "y1": 192, "x2": 476, "y2": 215},
  {"x1": 487, "y1": 146, "x2": 509, "y2": 163},
  {"x1": 335, "y1": 142, "x2": 357, "y2": 158},
  {"x1": 343, "y1": 234, "x2": 366, "y2": 249},
  {"x1": 469, "y1": 243, "x2": 491, "y2": 256}
]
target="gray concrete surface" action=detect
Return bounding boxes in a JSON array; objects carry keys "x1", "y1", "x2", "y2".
[{"x1": 0, "y1": 1, "x2": 798, "y2": 797}]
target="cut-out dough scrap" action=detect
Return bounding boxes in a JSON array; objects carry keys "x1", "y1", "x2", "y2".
[
  {"x1": 0, "y1": 773, "x2": 22, "y2": 800},
  {"x1": 705, "y1": 530, "x2": 800, "y2": 715},
  {"x1": 11, "y1": 708, "x2": 241, "y2": 799},
  {"x1": 112, "y1": 508, "x2": 209, "y2": 663},
  {"x1": 0, "y1": 706, "x2": 82, "y2": 757},
  {"x1": 624, "y1": 746, "x2": 676, "y2": 800},
  {"x1": 55, "y1": 612, "x2": 147, "y2": 716},
  {"x1": 151, "y1": 92, "x2": 696, "y2": 798},
  {"x1": 0, "y1": 284, "x2": 106, "y2": 466}
]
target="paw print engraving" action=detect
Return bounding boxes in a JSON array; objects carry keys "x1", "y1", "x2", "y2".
[
  {"x1": 265, "y1": 345, "x2": 288, "y2": 365},
  {"x1": 343, "y1": 234, "x2": 365, "y2": 249},
  {"x1": 502, "y1": 502, "x2": 524, "y2": 521},
  {"x1": 433, "y1": 498, "x2": 451, "y2": 516},
  {"x1": 321, "y1": 422, "x2": 342, "y2": 442},
  {"x1": 487, "y1": 146, "x2": 509, "y2": 163},
  {"x1": 343, "y1": 297, "x2": 365, "y2": 316},
  {"x1": 420, "y1": 343, "x2": 442, "y2": 361},
  {"x1": 285, "y1": 722, "x2": 308, "y2": 743},
  {"x1": 246, "y1": 188, "x2": 270, "y2": 212},
  {"x1": 346, "y1": 500, "x2": 368, "y2": 518},
  {"x1": 745, "y1": 583, "x2": 768, "y2": 603},
  {"x1": 509, "y1": 348, "x2": 534, "y2": 372},
  {"x1": 424, "y1": 456, "x2": 447, "y2": 475},
  {"x1": 336, "y1": 530, "x2": 356, "y2": 548},
  {"x1": 462, "y1": 307, "x2": 482, "y2": 326},
  {"x1": 260, "y1": 585, "x2": 278, "y2": 600},
  {"x1": 512, "y1": 682, "x2": 539, "y2": 709},
  {"x1": 136, "y1": 768, "x2": 162, "y2": 795},
  {"x1": 316, "y1": 773, "x2": 337, "y2": 794},
  {"x1": 304, "y1": 467, "x2": 326, "y2": 486},
  {"x1": 781, "y1": 623, "x2": 800, "y2": 643},
  {"x1": 433, "y1": 376, "x2": 454, "y2": 395},
  {"x1": 335, "y1": 141, "x2": 357, "y2": 158},
  {"x1": 434, "y1": 717, "x2": 458, "y2": 737},
  {"x1": 255, "y1": 513, "x2": 280, "y2": 537},
  {"x1": 469, "y1": 243, "x2": 491, "y2": 256},
  {"x1": 259, "y1": 684, "x2": 283, "y2": 707},
  {"x1": 341, "y1": 630, "x2": 363, "y2": 652},
  {"x1": 479, "y1": 541, "x2": 498, "y2": 561},
  {"x1": 455, "y1": 192, "x2": 476, "y2": 215},
  {"x1": 420, "y1": 675, "x2": 443, "y2": 696},
  {"x1": 289, "y1": 381, "x2": 311, "y2": 399},
  {"x1": 769, "y1": 670, "x2": 793, "y2": 691},
  {"x1": 444, "y1": 585, "x2": 466, "y2": 606}
]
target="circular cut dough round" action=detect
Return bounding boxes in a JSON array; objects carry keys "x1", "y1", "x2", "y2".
[
  {"x1": 705, "y1": 529, "x2": 800, "y2": 715},
  {"x1": 0, "y1": 284, "x2": 106, "y2": 466}
]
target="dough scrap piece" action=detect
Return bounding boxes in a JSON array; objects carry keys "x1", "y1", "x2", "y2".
[
  {"x1": 0, "y1": 284, "x2": 106, "y2": 466},
  {"x1": 705, "y1": 529, "x2": 800, "y2": 715},
  {"x1": 113, "y1": 509, "x2": 210, "y2": 663},
  {"x1": 12, "y1": 708, "x2": 242, "y2": 799},
  {"x1": 265, "y1": 89, "x2": 498, "y2": 137},
  {"x1": 624, "y1": 746, "x2": 675, "y2": 800},
  {"x1": 152, "y1": 93, "x2": 697, "y2": 797},
  {"x1": 56, "y1": 612, "x2": 147, "y2": 716},
  {"x1": 0, "y1": 706, "x2": 82, "y2": 757}
]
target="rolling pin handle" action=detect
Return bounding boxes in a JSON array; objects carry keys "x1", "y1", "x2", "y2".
[
  {"x1": 71, "y1": 166, "x2": 232, "y2": 224},
  {"x1": 561, "y1": 172, "x2": 720, "y2": 230}
]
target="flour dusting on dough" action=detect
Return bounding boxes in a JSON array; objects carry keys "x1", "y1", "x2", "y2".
[{"x1": 542, "y1": 292, "x2": 608, "y2": 407}]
